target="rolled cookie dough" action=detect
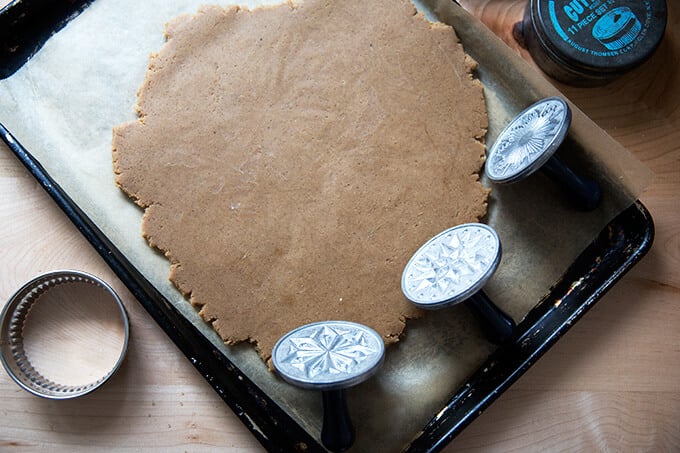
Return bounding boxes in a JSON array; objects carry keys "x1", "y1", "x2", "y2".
[{"x1": 112, "y1": 0, "x2": 488, "y2": 362}]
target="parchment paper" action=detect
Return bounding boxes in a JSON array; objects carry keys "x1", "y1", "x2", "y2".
[{"x1": 0, "y1": 0, "x2": 652, "y2": 450}]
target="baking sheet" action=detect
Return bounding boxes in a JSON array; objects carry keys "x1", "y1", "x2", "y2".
[{"x1": 0, "y1": 0, "x2": 652, "y2": 451}]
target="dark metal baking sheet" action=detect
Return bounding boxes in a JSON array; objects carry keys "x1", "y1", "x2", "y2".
[
  {"x1": 0, "y1": 1, "x2": 655, "y2": 451},
  {"x1": 0, "y1": 0, "x2": 94, "y2": 79}
]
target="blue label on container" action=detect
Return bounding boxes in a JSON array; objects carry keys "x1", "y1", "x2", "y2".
[{"x1": 546, "y1": 0, "x2": 653, "y2": 59}]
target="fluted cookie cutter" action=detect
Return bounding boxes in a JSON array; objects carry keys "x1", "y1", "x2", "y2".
[
  {"x1": 272, "y1": 320, "x2": 385, "y2": 452},
  {"x1": 485, "y1": 96, "x2": 602, "y2": 210},
  {"x1": 402, "y1": 223, "x2": 516, "y2": 344},
  {"x1": 0, "y1": 270, "x2": 129, "y2": 399}
]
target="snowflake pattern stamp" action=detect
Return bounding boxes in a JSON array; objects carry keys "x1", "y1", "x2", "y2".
[
  {"x1": 272, "y1": 321, "x2": 385, "y2": 390},
  {"x1": 485, "y1": 97, "x2": 570, "y2": 184},
  {"x1": 401, "y1": 223, "x2": 501, "y2": 309}
]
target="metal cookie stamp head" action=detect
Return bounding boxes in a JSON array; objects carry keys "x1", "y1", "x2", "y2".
[
  {"x1": 486, "y1": 97, "x2": 570, "y2": 184},
  {"x1": 402, "y1": 223, "x2": 516, "y2": 345},
  {"x1": 485, "y1": 97, "x2": 602, "y2": 211},
  {"x1": 272, "y1": 320, "x2": 385, "y2": 391},
  {"x1": 402, "y1": 223, "x2": 501, "y2": 309},
  {"x1": 272, "y1": 320, "x2": 385, "y2": 452}
]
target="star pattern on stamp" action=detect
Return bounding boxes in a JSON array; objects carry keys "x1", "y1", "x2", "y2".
[
  {"x1": 278, "y1": 324, "x2": 380, "y2": 378},
  {"x1": 404, "y1": 226, "x2": 497, "y2": 303}
]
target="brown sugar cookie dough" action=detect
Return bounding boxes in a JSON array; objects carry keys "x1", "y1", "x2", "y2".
[{"x1": 112, "y1": 0, "x2": 489, "y2": 362}]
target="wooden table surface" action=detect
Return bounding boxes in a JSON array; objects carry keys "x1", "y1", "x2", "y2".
[{"x1": 1, "y1": 1, "x2": 678, "y2": 451}]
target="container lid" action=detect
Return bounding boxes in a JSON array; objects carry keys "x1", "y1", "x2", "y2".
[{"x1": 530, "y1": 0, "x2": 667, "y2": 75}]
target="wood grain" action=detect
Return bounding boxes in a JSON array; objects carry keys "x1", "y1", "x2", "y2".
[
  {"x1": 1, "y1": 1, "x2": 679, "y2": 451},
  {"x1": 452, "y1": 1, "x2": 680, "y2": 451}
]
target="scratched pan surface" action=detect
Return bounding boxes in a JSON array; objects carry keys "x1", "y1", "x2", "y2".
[{"x1": 0, "y1": 0, "x2": 654, "y2": 451}]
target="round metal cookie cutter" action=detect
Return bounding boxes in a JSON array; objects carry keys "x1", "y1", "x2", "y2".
[
  {"x1": 0, "y1": 270, "x2": 130, "y2": 399},
  {"x1": 402, "y1": 223, "x2": 516, "y2": 344},
  {"x1": 272, "y1": 320, "x2": 385, "y2": 452}
]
